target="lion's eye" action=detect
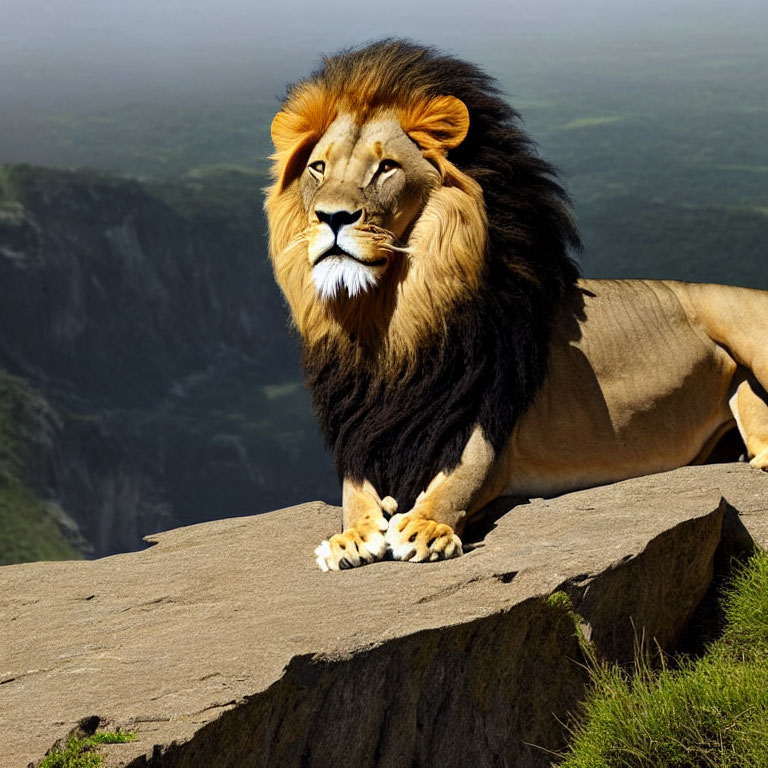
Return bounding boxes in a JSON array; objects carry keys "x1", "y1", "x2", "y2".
[
  {"x1": 308, "y1": 160, "x2": 326, "y2": 175},
  {"x1": 378, "y1": 159, "x2": 399, "y2": 174}
]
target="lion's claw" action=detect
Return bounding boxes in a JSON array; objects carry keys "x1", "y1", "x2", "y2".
[
  {"x1": 385, "y1": 513, "x2": 463, "y2": 562},
  {"x1": 315, "y1": 516, "x2": 388, "y2": 572}
]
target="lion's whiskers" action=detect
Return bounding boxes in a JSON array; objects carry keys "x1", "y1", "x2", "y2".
[
  {"x1": 356, "y1": 226, "x2": 412, "y2": 256},
  {"x1": 380, "y1": 243, "x2": 412, "y2": 255}
]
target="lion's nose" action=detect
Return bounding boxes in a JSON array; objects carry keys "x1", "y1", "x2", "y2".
[{"x1": 316, "y1": 208, "x2": 362, "y2": 237}]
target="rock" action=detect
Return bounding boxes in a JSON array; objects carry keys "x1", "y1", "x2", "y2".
[{"x1": 1, "y1": 463, "x2": 766, "y2": 768}]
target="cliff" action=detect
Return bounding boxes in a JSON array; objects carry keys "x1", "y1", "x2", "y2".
[
  {"x1": 0, "y1": 164, "x2": 337, "y2": 562},
  {"x1": 2, "y1": 463, "x2": 766, "y2": 768}
]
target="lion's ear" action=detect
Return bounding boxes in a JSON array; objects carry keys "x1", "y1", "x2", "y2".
[
  {"x1": 270, "y1": 111, "x2": 317, "y2": 192},
  {"x1": 271, "y1": 91, "x2": 337, "y2": 191},
  {"x1": 400, "y1": 96, "x2": 470, "y2": 154},
  {"x1": 271, "y1": 110, "x2": 307, "y2": 153}
]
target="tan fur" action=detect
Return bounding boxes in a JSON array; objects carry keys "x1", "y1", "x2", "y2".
[
  {"x1": 383, "y1": 425, "x2": 495, "y2": 560},
  {"x1": 496, "y1": 279, "x2": 768, "y2": 496}
]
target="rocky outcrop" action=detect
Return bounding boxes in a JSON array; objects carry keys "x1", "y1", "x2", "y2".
[{"x1": 2, "y1": 463, "x2": 766, "y2": 768}]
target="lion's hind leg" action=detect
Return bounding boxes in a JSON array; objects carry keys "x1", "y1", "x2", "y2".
[
  {"x1": 682, "y1": 283, "x2": 768, "y2": 470},
  {"x1": 730, "y1": 376, "x2": 768, "y2": 471}
]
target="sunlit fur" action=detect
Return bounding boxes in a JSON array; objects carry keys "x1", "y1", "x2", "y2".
[{"x1": 265, "y1": 40, "x2": 580, "y2": 512}]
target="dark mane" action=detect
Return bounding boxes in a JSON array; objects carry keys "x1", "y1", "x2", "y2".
[{"x1": 297, "y1": 40, "x2": 581, "y2": 509}]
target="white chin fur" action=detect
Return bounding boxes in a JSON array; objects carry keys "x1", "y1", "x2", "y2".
[{"x1": 313, "y1": 256, "x2": 378, "y2": 300}]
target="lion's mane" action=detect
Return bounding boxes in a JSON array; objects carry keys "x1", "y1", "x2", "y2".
[{"x1": 267, "y1": 40, "x2": 580, "y2": 511}]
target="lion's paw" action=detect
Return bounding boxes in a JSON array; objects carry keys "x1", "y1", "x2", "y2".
[
  {"x1": 384, "y1": 513, "x2": 463, "y2": 563},
  {"x1": 315, "y1": 516, "x2": 388, "y2": 572},
  {"x1": 749, "y1": 449, "x2": 768, "y2": 471}
]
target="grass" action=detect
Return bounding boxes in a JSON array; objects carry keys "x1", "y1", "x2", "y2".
[
  {"x1": 0, "y1": 482, "x2": 80, "y2": 565},
  {"x1": 39, "y1": 731, "x2": 136, "y2": 768},
  {"x1": 559, "y1": 551, "x2": 768, "y2": 767}
]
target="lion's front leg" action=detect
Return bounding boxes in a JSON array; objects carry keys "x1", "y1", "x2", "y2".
[
  {"x1": 315, "y1": 479, "x2": 397, "y2": 572},
  {"x1": 385, "y1": 426, "x2": 498, "y2": 563}
]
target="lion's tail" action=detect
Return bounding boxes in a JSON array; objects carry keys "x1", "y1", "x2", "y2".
[{"x1": 670, "y1": 281, "x2": 768, "y2": 389}]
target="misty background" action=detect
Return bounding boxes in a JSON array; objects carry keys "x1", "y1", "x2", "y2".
[
  {"x1": 0, "y1": 0, "x2": 766, "y2": 564},
  {"x1": 2, "y1": 0, "x2": 767, "y2": 169},
  {"x1": 2, "y1": 0, "x2": 767, "y2": 106}
]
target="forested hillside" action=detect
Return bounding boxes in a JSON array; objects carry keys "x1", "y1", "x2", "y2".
[{"x1": 0, "y1": 165, "x2": 337, "y2": 563}]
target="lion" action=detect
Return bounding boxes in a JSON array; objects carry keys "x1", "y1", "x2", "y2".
[{"x1": 265, "y1": 40, "x2": 768, "y2": 571}]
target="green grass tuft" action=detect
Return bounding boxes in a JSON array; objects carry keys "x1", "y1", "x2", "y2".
[
  {"x1": 0, "y1": 482, "x2": 80, "y2": 565},
  {"x1": 547, "y1": 591, "x2": 574, "y2": 611},
  {"x1": 39, "y1": 731, "x2": 136, "y2": 768},
  {"x1": 720, "y1": 551, "x2": 768, "y2": 657},
  {"x1": 560, "y1": 551, "x2": 768, "y2": 768}
]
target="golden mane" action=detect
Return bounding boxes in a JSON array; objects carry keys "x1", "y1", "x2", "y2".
[{"x1": 264, "y1": 40, "x2": 580, "y2": 512}]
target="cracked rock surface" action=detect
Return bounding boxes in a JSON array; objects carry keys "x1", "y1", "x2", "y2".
[{"x1": 2, "y1": 463, "x2": 766, "y2": 768}]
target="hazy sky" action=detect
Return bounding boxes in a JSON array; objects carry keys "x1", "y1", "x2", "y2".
[{"x1": 1, "y1": 0, "x2": 766, "y2": 111}]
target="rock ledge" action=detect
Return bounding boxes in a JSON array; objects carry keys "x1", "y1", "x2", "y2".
[{"x1": 2, "y1": 463, "x2": 767, "y2": 768}]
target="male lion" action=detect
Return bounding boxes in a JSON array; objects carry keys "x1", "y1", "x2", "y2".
[{"x1": 265, "y1": 40, "x2": 768, "y2": 571}]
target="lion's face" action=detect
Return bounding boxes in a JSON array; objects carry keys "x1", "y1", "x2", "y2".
[
  {"x1": 266, "y1": 88, "x2": 487, "y2": 353},
  {"x1": 300, "y1": 112, "x2": 440, "y2": 300}
]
